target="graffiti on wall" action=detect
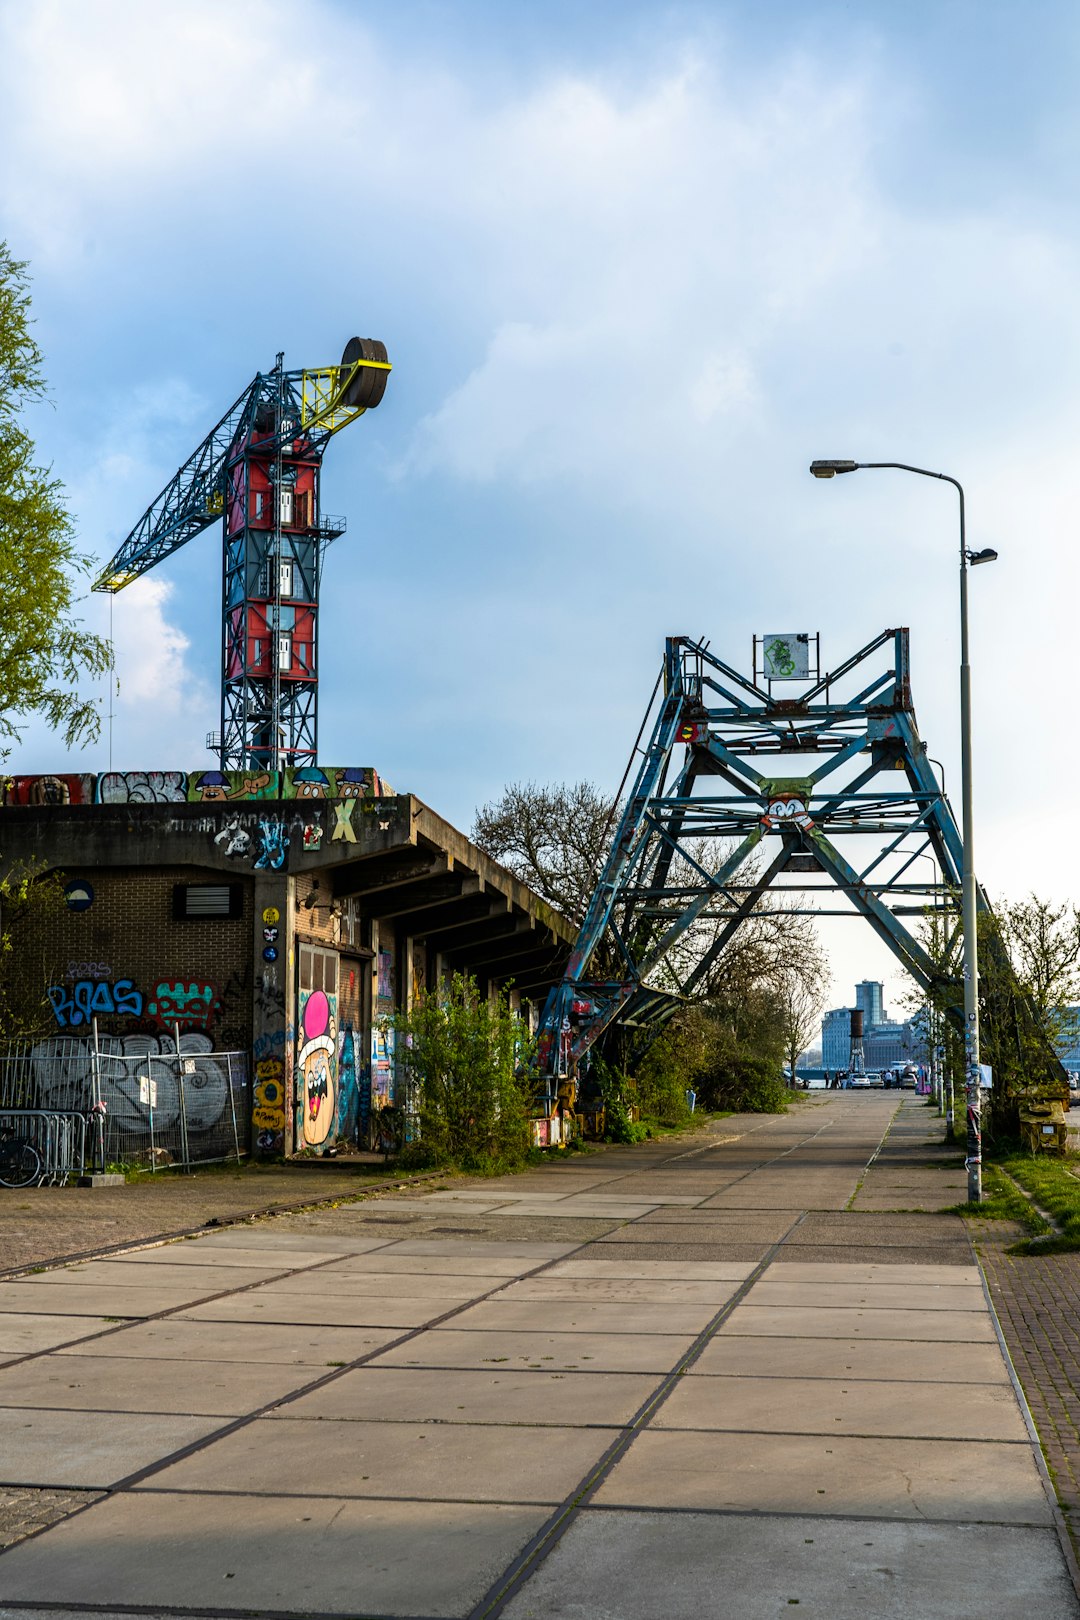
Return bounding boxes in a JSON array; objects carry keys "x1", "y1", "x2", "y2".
[
  {"x1": 145, "y1": 982, "x2": 222, "y2": 1032},
  {"x1": 47, "y1": 978, "x2": 143, "y2": 1029},
  {"x1": 372, "y1": 1021, "x2": 394, "y2": 1106},
  {"x1": 3, "y1": 767, "x2": 389, "y2": 807},
  {"x1": 1, "y1": 774, "x2": 90, "y2": 806},
  {"x1": 98, "y1": 771, "x2": 188, "y2": 804},
  {"x1": 31, "y1": 1031, "x2": 228, "y2": 1132},
  {"x1": 297, "y1": 988, "x2": 337, "y2": 1148},
  {"x1": 253, "y1": 1056, "x2": 286, "y2": 1133},
  {"x1": 47, "y1": 976, "x2": 221, "y2": 1033}
]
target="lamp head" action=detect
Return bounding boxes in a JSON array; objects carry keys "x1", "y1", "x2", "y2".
[
  {"x1": 967, "y1": 547, "x2": 998, "y2": 566},
  {"x1": 809, "y1": 459, "x2": 859, "y2": 478}
]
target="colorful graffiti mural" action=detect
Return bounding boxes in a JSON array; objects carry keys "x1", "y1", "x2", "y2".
[
  {"x1": 47, "y1": 977, "x2": 143, "y2": 1029},
  {"x1": 3, "y1": 767, "x2": 389, "y2": 807},
  {"x1": 297, "y1": 988, "x2": 337, "y2": 1148},
  {"x1": 47, "y1": 976, "x2": 221, "y2": 1033}
]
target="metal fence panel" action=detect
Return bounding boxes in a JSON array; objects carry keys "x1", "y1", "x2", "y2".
[{"x1": 0, "y1": 1030, "x2": 249, "y2": 1170}]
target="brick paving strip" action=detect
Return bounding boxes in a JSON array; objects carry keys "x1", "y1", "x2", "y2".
[
  {"x1": 0, "y1": 1097, "x2": 1076, "y2": 1618},
  {"x1": 979, "y1": 1232, "x2": 1080, "y2": 1561}
]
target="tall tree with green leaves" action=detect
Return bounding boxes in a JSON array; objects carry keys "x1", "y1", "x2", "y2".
[{"x1": 0, "y1": 242, "x2": 112, "y2": 752}]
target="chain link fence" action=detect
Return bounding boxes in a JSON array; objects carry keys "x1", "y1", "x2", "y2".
[{"x1": 0, "y1": 1026, "x2": 250, "y2": 1171}]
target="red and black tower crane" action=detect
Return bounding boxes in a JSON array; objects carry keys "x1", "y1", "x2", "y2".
[{"x1": 94, "y1": 338, "x2": 390, "y2": 769}]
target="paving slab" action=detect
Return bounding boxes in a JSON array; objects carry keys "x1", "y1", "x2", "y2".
[
  {"x1": 316, "y1": 1251, "x2": 536, "y2": 1277},
  {"x1": 107, "y1": 1241, "x2": 340, "y2": 1270},
  {"x1": 0, "y1": 1353, "x2": 321, "y2": 1416},
  {"x1": 743, "y1": 1279, "x2": 987, "y2": 1311},
  {"x1": 177, "y1": 1291, "x2": 453, "y2": 1329},
  {"x1": 635, "y1": 1208, "x2": 799, "y2": 1231},
  {"x1": 141, "y1": 1414, "x2": 611, "y2": 1504},
  {"x1": 501, "y1": 1510, "x2": 1078, "y2": 1620},
  {"x1": 369, "y1": 1328, "x2": 697, "y2": 1373},
  {"x1": 548, "y1": 1259, "x2": 755, "y2": 1281},
  {"x1": 181, "y1": 1232, "x2": 396, "y2": 1255},
  {"x1": 55, "y1": 1318, "x2": 401, "y2": 1365},
  {"x1": 268, "y1": 1365, "x2": 662, "y2": 1426},
  {"x1": 596, "y1": 1222, "x2": 782, "y2": 1246},
  {"x1": 0, "y1": 1282, "x2": 229, "y2": 1317},
  {"x1": 592, "y1": 1430, "x2": 1053, "y2": 1523},
  {"x1": 788, "y1": 1213, "x2": 969, "y2": 1245},
  {"x1": 384, "y1": 1240, "x2": 576, "y2": 1258},
  {"x1": 769, "y1": 1260, "x2": 981, "y2": 1286},
  {"x1": 692, "y1": 1333, "x2": 1012, "y2": 1383},
  {"x1": 497, "y1": 1277, "x2": 739, "y2": 1304},
  {"x1": 0, "y1": 1490, "x2": 550, "y2": 1617},
  {"x1": 4, "y1": 1259, "x2": 278, "y2": 1291},
  {"x1": 719, "y1": 1304, "x2": 997, "y2": 1341},
  {"x1": 0, "y1": 1315, "x2": 114, "y2": 1356},
  {"x1": 0, "y1": 1408, "x2": 224, "y2": 1488},
  {"x1": 588, "y1": 1241, "x2": 770, "y2": 1263},
  {"x1": 279, "y1": 1268, "x2": 493, "y2": 1299},
  {"x1": 654, "y1": 1372, "x2": 1030, "y2": 1440},
  {"x1": 776, "y1": 1243, "x2": 975, "y2": 1266},
  {"x1": 445, "y1": 1299, "x2": 717, "y2": 1336}
]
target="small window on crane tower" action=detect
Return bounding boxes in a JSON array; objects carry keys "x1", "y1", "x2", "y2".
[{"x1": 278, "y1": 632, "x2": 292, "y2": 673}]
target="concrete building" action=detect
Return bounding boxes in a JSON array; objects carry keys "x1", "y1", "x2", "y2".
[
  {"x1": 821, "y1": 982, "x2": 924, "y2": 1074},
  {"x1": 855, "y1": 980, "x2": 885, "y2": 1028},
  {"x1": 0, "y1": 766, "x2": 575, "y2": 1158}
]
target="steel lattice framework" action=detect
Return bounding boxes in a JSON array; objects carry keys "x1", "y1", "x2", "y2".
[
  {"x1": 539, "y1": 629, "x2": 979, "y2": 1084},
  {"x1": 94, "y1": 341, "x2": 390, "y2": 769}
]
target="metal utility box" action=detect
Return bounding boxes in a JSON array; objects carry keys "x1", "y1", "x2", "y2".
[{"x1": 1017, "y1": 1088, "x2": 1069, "y2": 1155}]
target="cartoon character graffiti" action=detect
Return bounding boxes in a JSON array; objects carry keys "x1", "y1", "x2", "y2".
[
  {"x1": 292, "y1": 767, "x2": 330, "y2": 799},
  {"x1": 254, "y1": 817, "x2": 289, "y2": 869},
  {"x1": 760, "y1": 794, "x2": 814, "y2": 831},
  {"x1": 215, "y1": 815, "x2": 253, "y2": 858},
  {"x1": 297, "y1": 989, "x2": 337, "y2": 1147},
  {"x1": 336, "y1": 767, "x2": 370, "y2": 799}
]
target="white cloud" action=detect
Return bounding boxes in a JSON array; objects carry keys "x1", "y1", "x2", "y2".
[{"x1": 4, "y1": 0, "x2": 1080, "y2": 997}]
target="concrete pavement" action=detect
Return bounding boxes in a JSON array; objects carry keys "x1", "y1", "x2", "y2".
[{"x1": 0, "y1": 1093, "x2": 1075, "y2": 1619}]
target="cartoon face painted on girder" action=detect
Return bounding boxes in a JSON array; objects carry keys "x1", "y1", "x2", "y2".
[{"x1": 761, "y1": 794, "x2": 813, "y2": 830}]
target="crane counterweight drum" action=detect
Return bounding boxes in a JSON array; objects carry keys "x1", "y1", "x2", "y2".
[{"x1": 93, "y1": 338, "x2": 391, "y2": 771}]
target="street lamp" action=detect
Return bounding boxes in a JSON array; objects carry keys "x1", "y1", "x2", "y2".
[{"x1": 809, "y1": 458, "x2": 997, "y2": 1204}]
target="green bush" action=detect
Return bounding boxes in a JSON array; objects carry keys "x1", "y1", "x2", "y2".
[
  {"x1": 632, "y1": 1026, "x2": 695, "y2": 1126},
  {"x1": 393, "y1": 975, "x2": 534, "y2": 1171},
  {"x1": 697, "y1": 1053, "x2": 788, "y2": 1115}
]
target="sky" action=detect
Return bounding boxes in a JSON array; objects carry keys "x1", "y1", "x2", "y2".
[{"x1": 3, "y1": 0, "x2": 1080, "y2": 1016}]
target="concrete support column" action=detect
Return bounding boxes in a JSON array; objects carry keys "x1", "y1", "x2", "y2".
[{"x1": 251, "y1": 872, "x2": 295, "y2": 1155}]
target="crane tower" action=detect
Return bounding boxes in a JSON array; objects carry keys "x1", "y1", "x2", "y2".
[{"x1": 94, "y1": 338, "x2": 390, "y2": 769}]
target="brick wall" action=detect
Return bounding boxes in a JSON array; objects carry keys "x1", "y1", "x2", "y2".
[{"x1": 26, "y1": 866, "x2": 254, "y2": 1052}]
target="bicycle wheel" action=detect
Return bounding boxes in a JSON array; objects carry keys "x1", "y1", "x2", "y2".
[{"x1": 0, "y1": 1138, "x2": 42, "y2": 1189}]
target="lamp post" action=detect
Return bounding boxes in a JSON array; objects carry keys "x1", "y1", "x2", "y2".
[{"x1": 809, "y1": 459, "x2": 998, "y2": 1204}]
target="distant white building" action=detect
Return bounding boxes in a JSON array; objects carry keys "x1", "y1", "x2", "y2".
[{"x1": 821, "y1": 982, "x2": 924, "y2": 1073}]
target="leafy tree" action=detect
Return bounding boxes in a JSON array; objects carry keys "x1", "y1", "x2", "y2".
[
  {"x1": 473, "y1": 780, "x2": 616, "y2": 925},
  {"x1": 392, "y1": 973, "x2": 534, "y2": 1170},
  {"x1": 0, "y1": 242, "x2": 111, "y2": 751},
  {"x1": 476, "y1": 778, "x2": 824, "y2": 1116},
  {"x1": 0, "y1": 860, "x2": 65, "y2": 1038},
  {"x1": 775, "y1": 948, "x2": 829, "y2": 1087},
  {"x1": 910, "y1": 891, "x2": 1075, "y2": 1142}
]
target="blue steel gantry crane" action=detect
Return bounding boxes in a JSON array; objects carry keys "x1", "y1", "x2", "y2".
[
  {"x1": 94, "y1": 338, "x2": 390, "y2": 770},
  {"x1": 536, "y1": 628, "x2": 1065, "y2": 1105}
]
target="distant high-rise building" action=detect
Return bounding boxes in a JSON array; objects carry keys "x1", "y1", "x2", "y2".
[
  {"x1": 856, "y1": 981, "x2": 885, "y2": 1027},
  {"x1": 822, "y1": 1007, "x2": 853, "y2": 1069}
]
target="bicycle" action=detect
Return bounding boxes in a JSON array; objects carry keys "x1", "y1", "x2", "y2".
[{"x1": 0, "y1": 1123, "x2": 43, "y2": 1189}]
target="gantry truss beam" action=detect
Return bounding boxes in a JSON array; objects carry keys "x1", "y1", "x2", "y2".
[{"x1": 538, "y1": 628, "x2": 1040, "y2": 1089}]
